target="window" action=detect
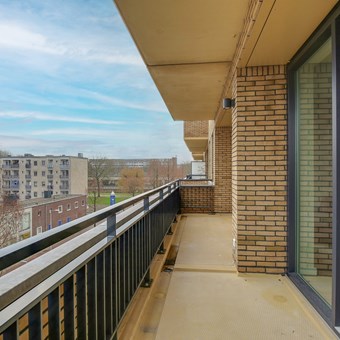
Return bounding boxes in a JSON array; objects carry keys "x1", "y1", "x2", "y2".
[
  {"x1": 81, "y1": 200, "x2": 85, "y2": 206},
  {"x1": 74, "y1": 201, "x2": 78, "y2": 209},
  {"x1": 33, "y1": 171, "x2": 37, "y2": 176},
  {"x1": 58, "y1": 220, "x2": 62, "y2": 226},
  {"x1": 42, "y1": 181, "x2": 45, "y2": 187},
  {"x1": 34, "y1": 192, "x2": 37, "y2": 197},
  {"x1": 67, "y1": 203, "x2": 71, "y2": 211},
  {"x1": 42, "y1": 171, "x2": 46, "y2": 176},
  {"x1": 42, "y1": 160, "x2": 45, "y2": 166},
  {"x1": 37, "y1": 210, "x2": 41, "y2": 217},
  {"x1": 22, "y1": 213, "x2": 30, "y2": 230},
  {"x1": 34, "y1": 161, "x2": 37, "y2": 166},
  {"x1": 34, "y1": 181, "x2": 37, "y2": 187},
  {"x1": 58, "y1": 205, "x2": 63, "y2": 213},
  {"x1": 36, "y1": 226, "x2": 43, "y2": 234}
]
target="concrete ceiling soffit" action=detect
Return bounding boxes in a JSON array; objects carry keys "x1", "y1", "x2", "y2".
[
  {"x1": 114, "y1": 0, "x2": 249, "y2": 66},
  {"x1": 240, "y1": 0, "x2": 338, "y2": 67},
  {"x1": 148, "y1": 62, "x2": 230, "y2": 121},
  {"x1": 184, "y1": 137, "x2": 208, "y2": 153}
]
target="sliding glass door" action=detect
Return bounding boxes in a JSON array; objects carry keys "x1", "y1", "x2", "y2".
[{"x1": 295, "y1": 38, "x2": 333, "y2": 306}]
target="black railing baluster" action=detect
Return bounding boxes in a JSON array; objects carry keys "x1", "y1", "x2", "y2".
[
  {"x1": 76, "y1": 267, "x2": 86, "y2": 340},
  {"x1": 96, "y1": 253, "x2": 105, "y2": 340},
  {"x1": 105, "y1": 246, "x2": 112, "y2": 338},
  {"x1": 112, "y1": 240, "x2": 118, "y2": 333},
  {"x1": 3, "y1": 321, "x2": 18, "y2": 340},
  {"x1": 63, "y1": 276, "x2": 74, "y2": 340},
  {"x1": 48, "y1": 288, "x2": 60, "y2": 340},
  {"x1": 87, "y1": 258, "x2": 97, "y2": 340},
  {"x1": 29, "y1": 303, "x2": 41, "y2": 340}
]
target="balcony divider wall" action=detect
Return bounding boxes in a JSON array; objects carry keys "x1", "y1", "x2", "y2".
[{"x1": 231, "y1": 65, "x2": 288, "y2": 274}]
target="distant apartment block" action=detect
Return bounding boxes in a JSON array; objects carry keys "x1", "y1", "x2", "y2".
[{"x1": 0, "y1": 154, "x2": 88, "y2": 200}]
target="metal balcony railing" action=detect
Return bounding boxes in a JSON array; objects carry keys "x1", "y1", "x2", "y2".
[{"x1": 0, "y1": 180, "x2": 180, "y2": 339}]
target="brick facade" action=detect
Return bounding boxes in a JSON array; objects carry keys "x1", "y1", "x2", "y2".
[
  {"x1": 180, "y1": 185, "x2": 214, "y2": 213},
  {"x1": 31, "y1": 195, "x2": 87, "y2": 235},
  {"x1": 213, "y1": 126, "x2": 232, "y2": 213},
  {"x1": 184, "y1": 121, "x2": 209, "y2": 138},
  {"x1": 232, "y1": 65, "x2": 288, "y2": 274}
]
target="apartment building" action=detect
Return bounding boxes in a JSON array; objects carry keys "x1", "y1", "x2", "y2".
[
  {"x1": 0, "y1": 154, "x2": 88, "y2": 200},
  {"x1": 115, "y1": 0, "x2": 340, "y2": 332}
]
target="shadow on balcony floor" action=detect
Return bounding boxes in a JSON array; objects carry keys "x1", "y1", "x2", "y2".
[{"x1": 120, "y1": 214, "x2": 337, "y2": 339}]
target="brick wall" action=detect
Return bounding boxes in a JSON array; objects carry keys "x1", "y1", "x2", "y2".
[
  {"x1": 232, "y1": 65, "x2": 288, "y2": 274},
  {"x1": 184, "y1": 121, "x2": 209, "y2": 138},
  {"x1": 180, "y1": 185, "x2": 214, "y2": 213},
  {"x1": 214, "y1": 126, "x2": 232, "y2": 213},
  {"x1": 298, "y1": 63, "x2": 332, "y2": 277},
  {"x1": 31, "y1": 195, "x2": 87, "y2": 235}
]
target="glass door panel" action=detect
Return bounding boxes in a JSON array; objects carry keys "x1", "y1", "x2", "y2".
[{"x1": 296, "y1": 38, "x2": 332, "y2": 305}]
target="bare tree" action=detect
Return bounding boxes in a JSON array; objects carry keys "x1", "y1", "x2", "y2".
[
  {"x1": 0, "y1": 196, "x2": 24, "y2": 248},
  {"x1": 118, "y1": 168, "x2": 144, "y2": 196},
  {"x1": 0, "y1": 149, "x2": 11, "y2": 158},
  {"x1": 147, "y1": 160, "x2": 161, "y2": 189},
  {"x1": 88, "y1": 157, "x2": 108, "y2": 198},
  {"x1": 87, "y1": 178, "x2": 99, "y2": 212}
]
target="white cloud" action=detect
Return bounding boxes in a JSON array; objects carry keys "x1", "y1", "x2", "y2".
[
  {"x1": 0, "y1": 111, "x2": 121, "y2": 125},
  {"x1": 0, "y1": 21, "x2": 144, "y2": 66},
  {"x1": 81, "y1": 90, "x2": 169, "y2": 113}
]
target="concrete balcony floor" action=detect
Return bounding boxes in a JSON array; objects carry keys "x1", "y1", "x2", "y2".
[{"x1": 119, "y1": 214, "x2": 337, "y2": 339}]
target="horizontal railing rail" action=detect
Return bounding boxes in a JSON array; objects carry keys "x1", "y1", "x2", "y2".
[{"x1": 0, "y1": 180, "x2": 180, "y2": 339}]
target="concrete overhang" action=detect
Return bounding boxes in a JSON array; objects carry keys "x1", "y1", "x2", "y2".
[
  {"x1": 192, "y1": 153, "x2": 204, "y2": 161},
  {"x1": 115, "y1": 0, "x2": 338, "y2": 124},
  {"x1": 184, "y1": 137, "x2": 208, "y2": 156}
]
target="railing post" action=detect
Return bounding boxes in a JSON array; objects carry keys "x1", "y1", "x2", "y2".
[
  {"x1": 144, "y1": 196, "x2": 149, "y2": 211},
  {"x1": 107, "y1": 213, "x2": 117, "y2": 240}
]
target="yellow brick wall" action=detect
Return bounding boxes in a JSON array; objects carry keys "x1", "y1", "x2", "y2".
[
  {"x1": 214, "y1": 126, "x2": 232, "y2": 213},
  {"x1": 184, "y1": 121, "x2": 209, "y2": 138},
  {"x1": 232, "y1": 65, "x2": 288, "y2": 274},
  {"x1": 180, "y1": 185, "x2": 214, "y2": 213}
]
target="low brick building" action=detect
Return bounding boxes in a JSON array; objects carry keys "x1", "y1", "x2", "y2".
[{"x1": 22, "y1": 195, "x2": 87, "y2": 236}]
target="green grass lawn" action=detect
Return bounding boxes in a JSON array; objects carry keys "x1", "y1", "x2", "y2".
[{"x1": 95, "y1": 193, "x2": 132, "y2": 206}]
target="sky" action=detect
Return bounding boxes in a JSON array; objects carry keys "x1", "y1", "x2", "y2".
[{"x1": 0, "y1": 0, "x2": 192, "y2": 163}]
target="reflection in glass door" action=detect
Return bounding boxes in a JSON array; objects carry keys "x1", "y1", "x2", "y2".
[{"x1": 296, "y1": 38, "x2": 332, "y2": 305}]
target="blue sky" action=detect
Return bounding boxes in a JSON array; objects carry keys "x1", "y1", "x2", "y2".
[{"x1": 0, "y1": 0, "x2": 192, "y2": 162}]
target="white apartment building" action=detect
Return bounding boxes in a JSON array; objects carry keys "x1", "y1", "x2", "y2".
[{"x1": 0, "y1": 154, "x2": 88, "y2": 200}]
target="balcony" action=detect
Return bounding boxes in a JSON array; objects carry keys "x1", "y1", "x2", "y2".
[
  {"x1": 60, "y1": 164, "x2": 70, "y2": 170},
  {"x1": 47, "y1": 174, "x2": 53, "y2": 179},
  {"x1": 59, "y1": 175, "x2": 69, "y2": 179},
  {"x1": 2, "y1": 163, "x2": 19, "y2": 169},
  {"x1": 0, "y1": 181, "x2": 335, "y2": 339},
  {"x1": 183, "y1": 121, "x2": 209, "y2": 160}
]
